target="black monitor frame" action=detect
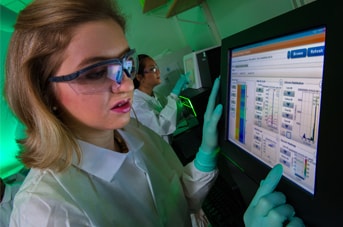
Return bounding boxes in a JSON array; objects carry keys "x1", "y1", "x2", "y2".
[{"x1": 218, "y1": 1, "x2": 343, "y2": 226}]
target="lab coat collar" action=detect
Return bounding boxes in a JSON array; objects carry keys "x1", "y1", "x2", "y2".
[
  {"x1": 117, "y1": 127, "x2": 150, "y2": 174},
  {"x1": 1, "y1": 184, "x2": 13, "y2": 204},
  {"x1": 74, "y1": 128, "x2": 145, "y2": 182}
]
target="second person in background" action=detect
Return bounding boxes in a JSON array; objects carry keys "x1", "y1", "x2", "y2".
[{"x1": 131, "y1": 54, "x2": 189, "y2": 144}]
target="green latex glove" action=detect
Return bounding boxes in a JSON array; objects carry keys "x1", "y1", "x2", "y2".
[
  {"x1": 194, "y1": 77, "x2": 223, "y2": 172},
  {"x1": 244, "y1": 164, "x2": 305, "y2": 227},
  {"x1": 171, "y1": 72, "x2": 190, "y2": 96}
]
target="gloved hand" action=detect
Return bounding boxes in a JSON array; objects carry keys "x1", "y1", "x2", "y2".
[
  {"x1": 171, "y1": 72, "x2": 190, "y2": 96},
  {"x1": 244, "y1": 164, "x2": 305, "y2": 227},
  {"x1": 194, "y1": 77, "x2": 223, "y2": 172}
]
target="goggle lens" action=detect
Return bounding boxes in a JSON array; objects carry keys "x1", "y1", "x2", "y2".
[{"x1": 49, "y1": 49, "x2": 137, "y2": 94}]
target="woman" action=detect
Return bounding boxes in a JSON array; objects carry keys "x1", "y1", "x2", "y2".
[
  {"x1": 5, "y1": 0, "x2": 217, "y2": 226},
  {"x1": 131, "y1": 54, "x2": 189, "y2": 144},
  {"x1": 5, "y1": 0, "x2": 304, "y2": 226}
]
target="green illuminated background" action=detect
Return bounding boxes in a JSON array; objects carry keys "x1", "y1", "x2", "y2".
[{"x1": 1, "y1": 2, "x2": 30, "y2": 179}]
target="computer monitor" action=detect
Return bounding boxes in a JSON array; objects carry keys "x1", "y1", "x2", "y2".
[
  {"x1": 228, "y1": 26, "x2": 325, "y2": 195},
  {"x1": 218, "y1": 1, "x2": 342, "y2": 226}
]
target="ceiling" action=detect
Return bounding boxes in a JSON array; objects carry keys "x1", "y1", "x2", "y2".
[
  {"x1": 0, "y1": 0, "x2": 203, "y2": 17},
  {"x1": 0, "y1": 0, "x2": 32, "y2": 13}
]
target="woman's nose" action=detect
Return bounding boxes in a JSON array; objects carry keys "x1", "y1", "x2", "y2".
[{"x1": 111, "y1": 71, "x2": 133, "y2": 93}]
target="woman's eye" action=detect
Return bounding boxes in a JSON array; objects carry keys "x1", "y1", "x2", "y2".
[{"x1": 83, "y1": 68, "x2": 107, "y2": 80}]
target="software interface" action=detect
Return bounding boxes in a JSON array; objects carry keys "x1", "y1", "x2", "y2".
[{"x1": 227, "y1": 27, "x2": 326, "y2": 194}]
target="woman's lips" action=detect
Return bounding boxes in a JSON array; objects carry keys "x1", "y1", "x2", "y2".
[{"x1": 111, "y1": 99, "x2": 131, "y2": 113}]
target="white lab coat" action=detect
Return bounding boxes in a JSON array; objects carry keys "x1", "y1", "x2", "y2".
[
  {"x1": 0, "y1": 169, "x2": 27, "y2": 227},
  {"x1": 131, "y1": 89, "x2": 180, "y2": 144},
  {"x1": 10, "y1": 119, "x2": 218, "y2": 227},
  {"x1": 0, "y1": 183, "x2": 21, "y2": 227}
]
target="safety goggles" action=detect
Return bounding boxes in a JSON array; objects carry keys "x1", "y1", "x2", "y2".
[{"x1": 49, "y1": 49, "x2": 137, "y2": 94}]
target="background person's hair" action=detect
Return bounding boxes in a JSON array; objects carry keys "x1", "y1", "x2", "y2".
[
  {"x1": 133, "y1": 54, "x2": 152, "y2": 89},
  {"x1": 4, "y1": 0, "x2": 127, "y2": 171}
]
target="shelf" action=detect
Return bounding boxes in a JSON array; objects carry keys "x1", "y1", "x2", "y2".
[
  {"x1": 141, "y1": 0, "x2": 204, "y2": 17},
  {"x1": 166, "y1": 0, "x2": 204, "y2": 18},
  {"x1": 141, "y1": 0, "x2": 168, "y2": 13}
]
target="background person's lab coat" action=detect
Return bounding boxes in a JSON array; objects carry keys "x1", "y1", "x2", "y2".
[
  {"x1": 131, "y1": 89, "x2": 182, "y2": 143},
  {"x1": 10, "y1": 119, "x2": 218, "y2": 226}
]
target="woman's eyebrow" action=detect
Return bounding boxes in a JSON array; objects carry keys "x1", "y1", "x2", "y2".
[
  {"x1": 77, "y1": 49, "x2": 131, "y2": 69},
  {"x1": 76, "y1": 47, "x2": 131, "y2": 69},
  {"x1": 77, "y1": 56, "x2": 111, "y2": 69}
]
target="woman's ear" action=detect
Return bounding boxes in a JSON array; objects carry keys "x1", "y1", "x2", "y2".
[{"x1": 136, "y1": 73, "x2": 144, "y2": 82}]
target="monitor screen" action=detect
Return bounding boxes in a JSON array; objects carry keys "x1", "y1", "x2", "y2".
[
  {"x1": 227, "y1": 26, "x2": 326, "y2": 195},
  {"x1": 218, "y1": 1, "x2": 343, "y2": 226}
]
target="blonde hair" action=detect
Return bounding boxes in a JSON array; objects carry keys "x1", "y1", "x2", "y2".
[{"x1": 4, "y1": 0, "x2": 126, "y2": 171}]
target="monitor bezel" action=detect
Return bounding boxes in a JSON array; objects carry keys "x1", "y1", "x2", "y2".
[{"x1": 218, "y1": 1, "x2": 343, "y2": 226}]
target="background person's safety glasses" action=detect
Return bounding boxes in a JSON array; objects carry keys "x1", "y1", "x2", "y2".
[
  {"x1": 49, "y1": 49, "x2": 137, "y2": 94},
  {"x1": 144, "y1": 65, "x2": 159, "y2": 74}
]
